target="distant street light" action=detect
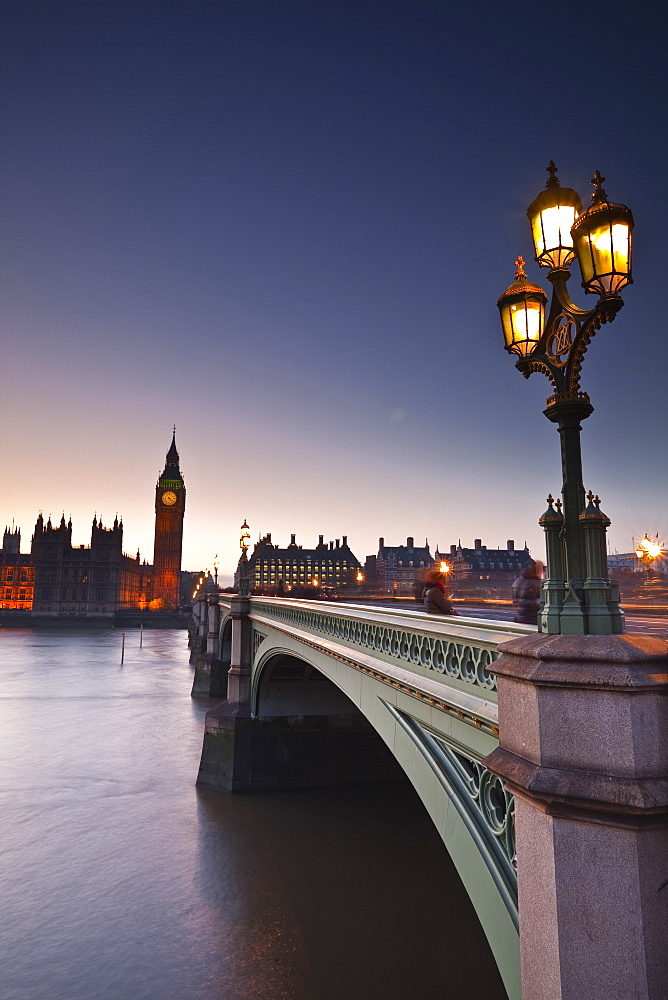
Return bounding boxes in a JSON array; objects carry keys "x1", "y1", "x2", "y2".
[
  {"x1": 238, "y1": 519, "x2": 251, "y2": 597},
  {"x1": 439, "y1": 561, "x2": 450, "y2": 574},
  {"x1": 635, "y1": 535, "x2": 662, "y2": 584},
  {"x1": 213, "y1": 555, "x2": 219, "y2": 588},
  {"x1": 356, "y1": 571, "x2": 364, "y2": 585},
  {"x1": 497, "y1": 163, "x2": 634, "y2": 635}
]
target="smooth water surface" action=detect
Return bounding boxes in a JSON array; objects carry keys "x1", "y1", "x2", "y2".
[{"x1": 0, "y1": 628, "x2": 505, "y2": 999}]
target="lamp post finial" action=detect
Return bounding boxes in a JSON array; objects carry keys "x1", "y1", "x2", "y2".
[
  {"x1": 590, "y1": 170, "x2": 607, "y2": 203},
  {"x1": 546, "y1": 160, "x2": 559, "y2": 188}
]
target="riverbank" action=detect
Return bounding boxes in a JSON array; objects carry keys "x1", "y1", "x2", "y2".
[{"x1": 0, "y1": 610, "x2": 189, "y2": 628}]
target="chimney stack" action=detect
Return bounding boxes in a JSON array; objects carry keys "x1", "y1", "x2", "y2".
[
  {"x1": 507, "y1": 540, "x2": 515, "y2": 552},
  {"x1": 335, "y1": 539, "x2": 340, "y2": 548},
  {"x1": 318, "y1": 534, "x2": 324, "y2": 546},
  {"x1": 407, "y1": 536, "x2": 414, "y2": 548},
  {"x1": 342, "y1": 535, "x2": 347, "y2": 546},
  {"x1": 474, "y1": 539, "x2": 482, "y2": 550},
  {"x1": 450, "y1": 544, "x2": 457, "y2": 556},
  {"x1": 379, "y1": 537, "x2": 385, "y2": 549},
  {"x1": 290, "y1": 533, "x2": 296, "y2": 545},
  {"x1": 330, "y1": 541, "x2": 334, "y2": 550}
]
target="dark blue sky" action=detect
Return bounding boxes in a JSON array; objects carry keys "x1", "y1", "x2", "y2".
[{"x1": 2, "y1": 0, "x2": 665, "y2": 573}]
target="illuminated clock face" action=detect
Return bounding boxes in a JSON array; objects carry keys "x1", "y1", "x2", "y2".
[{"x1": 162, "y1": 491, "x2": 177, "y2": 506}]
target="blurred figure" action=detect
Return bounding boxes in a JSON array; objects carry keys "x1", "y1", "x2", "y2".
[
  {"x1": 512, "y1": 560, "x2": 543, "y2": 625},
  {"x1": 422, "y1": 568, "x2": 457, "y2": 616},
  {"x1": 276, "y1": 579, "x2": 285, "y2": 597}
]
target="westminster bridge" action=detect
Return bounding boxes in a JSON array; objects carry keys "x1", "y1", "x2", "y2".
[{"x1": 190, "y1": 593, "x2": 668, "y2": 1000}]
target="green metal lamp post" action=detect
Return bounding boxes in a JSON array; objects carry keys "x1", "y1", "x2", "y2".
[
  {"x1": 497, "y1": 163, "x2": 634, "y2": 635},
  {"x1": 238, "y1": 519, "x2": 251, "y2": 597}
]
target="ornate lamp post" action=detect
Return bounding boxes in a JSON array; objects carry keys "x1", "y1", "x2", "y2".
[
  {"x1": 213, "y1": 554, "x2": 219, "y2": 589},
  {"x1": 238, "y1": 519, "x2": 251, "y2": 597},
  {"x1": 497, "y1": 163, "x2": 634, "y2": 634},
  {"x1": 635, "y1": 535, "x2": 662, "y2": 584}
]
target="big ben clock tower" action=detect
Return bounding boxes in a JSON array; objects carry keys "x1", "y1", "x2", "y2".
[{"x1": 152, "y1": 429, "x2": 185, "y2": 609}]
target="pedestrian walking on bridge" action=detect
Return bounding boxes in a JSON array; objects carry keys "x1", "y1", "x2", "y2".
[
  {"x1": 511, "y1": 560, "x2": 542, "y2": 625},
  {"x1": 422, "y1": 569, "x2": 457, "y2": 616}
]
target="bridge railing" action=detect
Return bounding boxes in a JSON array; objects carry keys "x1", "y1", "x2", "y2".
[{"x1": 216, "y1": 595, "x2": 533, "y2": 705}]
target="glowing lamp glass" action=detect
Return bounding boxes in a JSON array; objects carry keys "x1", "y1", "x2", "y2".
[
  {"x1": 527, "y1": 185, "x2": 582, "y2": 269},
  {"x1": 572, "y1": 202, "x2": 633, "y2": 296},
  {"x1": 498, "y1": 288, "x2": 546, "y2": 357}
]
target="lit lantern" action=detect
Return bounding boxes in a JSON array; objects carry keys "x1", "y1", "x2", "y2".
[
  {"x1": 527, "y1": 161, "x2": 582, "y2": 269},
  {"x1": 635, "y1": 536, "x2": 661, "y2": 561},
  {"x1": 571, "y1": 171, "x2": 634, "y2": 296},
  {"x1": 240, "y1": 519, "x2": 250, "y2": 554},
  {"x1": 497, "y1": 256, "x2": 547, "y2": 357}
]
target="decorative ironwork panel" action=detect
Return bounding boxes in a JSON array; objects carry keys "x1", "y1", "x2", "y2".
[
  {"x1": 390, "y1": 705, "x2": 517, "y2": 926},
  {"x1": 252, "y1": 629, "x2": 266, "y2": 657}
]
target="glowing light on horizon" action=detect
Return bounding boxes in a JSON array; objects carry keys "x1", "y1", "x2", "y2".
[{"x1": 636, "y1": 536, "x2": 662, "y2": 561}]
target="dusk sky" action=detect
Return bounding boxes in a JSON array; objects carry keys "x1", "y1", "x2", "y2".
[{"x1": 2, "y1": 0, "x2": 666, "y2": 580}]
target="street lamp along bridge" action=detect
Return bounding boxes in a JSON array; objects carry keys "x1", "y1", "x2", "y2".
[{"x1": 497, "y1": 163, "x2": 634, "y2": 635}]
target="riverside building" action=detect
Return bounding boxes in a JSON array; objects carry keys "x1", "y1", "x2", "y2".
[
  {"x1": 437, "y1": 539, "x2": 532, "y2": 585},
  {"x1": 376, "y1": 537, "x2": 434, "y2": 593},
  {"x1": 243, "y1": 533, "x2": 362, "y2": 594}
]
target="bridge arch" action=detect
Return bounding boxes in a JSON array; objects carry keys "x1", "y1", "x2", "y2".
[
  {"x1": 218, "y1": 613, "x2": 232, "y2": 657},
  {"x1": 253, "y1": 647, "x2": 362, "y2": 717},
  {"x1": 208, "y1": 615, "x2": 232, "y2": 699}
]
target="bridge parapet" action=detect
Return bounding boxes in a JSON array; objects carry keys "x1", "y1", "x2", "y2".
[{"x1": 246, "y1": 597, "x2": 532, "y2": 699}]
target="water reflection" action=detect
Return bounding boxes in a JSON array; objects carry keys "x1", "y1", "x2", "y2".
[{"x1": 0, "y1": 628, "x2": 504, "y2": 999}]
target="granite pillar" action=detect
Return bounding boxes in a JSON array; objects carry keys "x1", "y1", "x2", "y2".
[
  {"x1": 484, "y1": 633, "x2": 668, "y2": 1000},
  {"x1": 226, "y1": 595, "x2": 252, "y2": 710}
]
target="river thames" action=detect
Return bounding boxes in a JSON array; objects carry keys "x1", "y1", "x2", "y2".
[{"x1": 0, "y1": 627, "x2": 505, "y2": 1000}]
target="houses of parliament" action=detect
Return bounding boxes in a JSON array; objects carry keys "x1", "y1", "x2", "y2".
[{"x1": 0, "y1": 434, "x2": 186, "y2": 614}]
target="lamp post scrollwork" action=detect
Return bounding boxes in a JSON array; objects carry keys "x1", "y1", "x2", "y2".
[{"x1": 497, "y1": 163, "x2": 634, "y2": 635}]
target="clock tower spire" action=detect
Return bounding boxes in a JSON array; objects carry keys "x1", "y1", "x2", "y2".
[{"x1": 152, "y1": 429, "x2": 185, "y2": 609}]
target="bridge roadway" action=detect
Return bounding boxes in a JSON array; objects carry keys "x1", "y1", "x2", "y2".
[
  {"x1": 192, "y1": 594, "x2": 535, "y2": 999},
  {"x1": 344, "y1": 596, "x2": 668, "y2": 636}
]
